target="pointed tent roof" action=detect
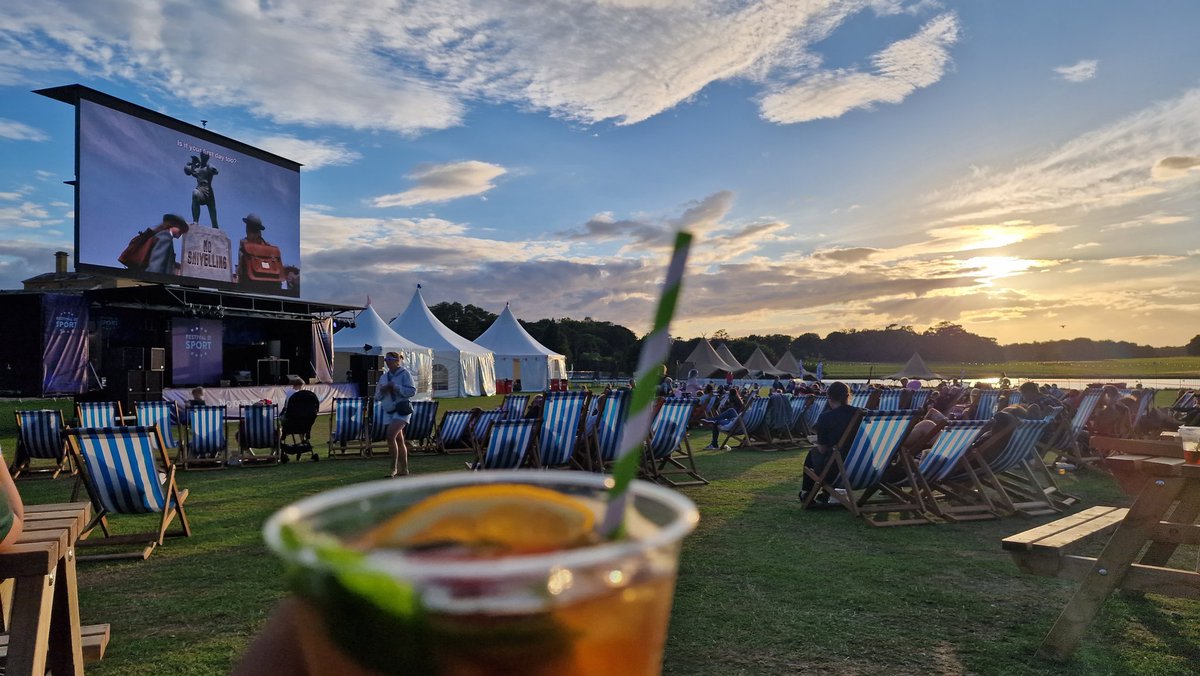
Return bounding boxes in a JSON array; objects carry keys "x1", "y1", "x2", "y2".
[
  {"x1": 388, "y1": 287, "x2": 492, "y2": 356},
  {"x1": 474, "y1": 304, "x2": 563, "y2": 358},
  {"x1": 774, "y1": 351, "x2": 806, "y2": 378},
  {"x1": 887, "y1": 352, "x2": 943, "y2": 380},
  {"x1": 681, "y1": 339, "x2": 744, "y2": 378},
  {"x1": 332, "y1": 301, "x2": 432, "y2": 355},
  {"x1": 715, "y1": 343, "x2": 743, "y2": 370},
  {"x1": 743, "y1": 347, "x2": 784, "y2": 377}
]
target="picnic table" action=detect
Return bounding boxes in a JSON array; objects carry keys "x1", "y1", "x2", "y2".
[
  {"x1": 0, "y1": 502, "x2": 110, "y2": 674},
  {"x1": 1003, "y1": 436, "x2": 1199, "y2": 659}
]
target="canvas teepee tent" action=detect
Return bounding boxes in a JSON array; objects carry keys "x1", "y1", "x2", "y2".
[
  {"x1": 715, "y1": 343, "x2": 744, "y2": 372},
  {"x1": 388, "y1": 287, "x2": 497, "y2": 398},
  {"x1": 677, "y1": 339, "x2": 745, "y2": 379},
  {"x1": 743, "y1": 347, "x2": 784, "y2": 377},
  {"x1": 887, "y1": 352, "x2": 943, "y2": 380},
  {"x1": 332, "y1": 301, "x2": 434, "y2": 399},
  {"x1": 474, "y1": 304, "x2": 567, "y2": 392},
  {"x1": 774, "y1": 351, "x2": 806, "y2": 379}
]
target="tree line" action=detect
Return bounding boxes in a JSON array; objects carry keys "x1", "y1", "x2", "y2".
[{"x1": 427, "y1": 302, "x2": 1188, "y2": 374}]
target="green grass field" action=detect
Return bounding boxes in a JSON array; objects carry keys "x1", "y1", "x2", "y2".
[
  {"x1": 814, "y1": 356, "x2": 1200, "y2": 380},
  {"x1": 3, "y1": 387, "x2": 1199, "y2": 675}
]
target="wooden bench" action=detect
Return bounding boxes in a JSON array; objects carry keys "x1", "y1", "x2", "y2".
[
  {"x1": 1002, "y1": 506, "x2": 1128, "y2": 578},
  {"x1": 0, "y1": 623, "x2": 110, "y2": 664}
]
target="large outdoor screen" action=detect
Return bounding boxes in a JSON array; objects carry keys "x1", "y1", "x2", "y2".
[{"x1": 75, "y1": 92, "x2": 301, "y2": 296}]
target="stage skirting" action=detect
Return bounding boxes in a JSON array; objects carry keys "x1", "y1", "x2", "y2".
[{"x1": 163, "y1": 383, "x2": 359, "y2": 416}]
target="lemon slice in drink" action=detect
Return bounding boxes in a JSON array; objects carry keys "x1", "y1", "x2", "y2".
[{"x1": 358, "y1": 484, "x2": 597, "y2": 555}]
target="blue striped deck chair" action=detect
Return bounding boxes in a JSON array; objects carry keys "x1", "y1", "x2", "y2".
[
  {"x1": 470, "y1": 409, "x2": 506, "y2": 461},
  {"x1": 473, "y1": 419, "x2": 539, "y2": 470},
  {"x1": 77, "y1": 401, "x2": 123, "y2": 428},
  {"x1": 405, "y1": 400, "x2": 440, "y2": 453},
  {"x1": 973, "y1": 390, "x2": 1000, "y2": 420},
  {"x1": 436, "y1": 409, "x2": 477, "y2": 454},
  {"x1": 971, "y1": 417, "x2": 1072, "y2": 516},
  {"x1": 590, "y1": 390, "x2": 630, "y2": 471},
  {"x1": 801, "y1": 410, "x2": 918, "y2": 525},
  {"x1": 787, "y1": 396, "x2": 810, "y2": 437},
  {"x1": 642, "y1": 399, "x2": 705, "y2": 486},
  {"x1": 909, "y1": 389, "x2": 930, "y2": 411},
  {"x1": 802, "y1": 396, "x2": 828, "y2": 438},
  {"x1": 850, "y1": 391, "x2": 872, "y2": 409},
  {"x1": 184, "y1": 405, "x2": 228, "y2": 469},
  {"x1": 365, "y1": 399, "x2": 390, "y2": 456},
  {"x1": 1007, "y1": 391, "x2": 1022, "y2": 407},
  {"x1": 66, "y1": 425, "x2": 191, "y2": 560},
  {"x1": 1130, "y1": 389, "x2": 1155, "y2": 429},
  {"x1": 1049, "y1": 389, "x2": 1103, "y2": 466},
  {"x1": 908, "y1": 420, "x2": 998, "y2": 521},
  {"x1": 328, "y1": 397, "x2": 367, "y2": 458},
  {"x1": 719, "y1": 396, "x2": 769, "y2": 450},
  {"x1": 12, "y1": 409, "x2": 71, "y2": 478},
  {"x1": 536, "y1": 391, "x2": 589, "y2": 469},
  {"x1": 501, "y1": 394, "x2": 530, "y2": 421},
  {"x1": 136, "y1": 400, "x2": 180, "y2": 451},
  {"x1": 878, "y1": 389, "x2": 902, "y2": 411},
  {"x1": 238, "y1": 404, "x2": 281, "y2": 465}
]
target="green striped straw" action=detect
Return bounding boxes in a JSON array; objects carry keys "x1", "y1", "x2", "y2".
[{"x1": 601, "y1": 230, "x2": 693, "y2": 537}]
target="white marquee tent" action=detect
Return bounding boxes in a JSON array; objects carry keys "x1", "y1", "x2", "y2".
[
  {"x1": 474, "y1": 304, "x2": 567, "y2": 392},
  {"x1": 331, "y1": 301, "x2": 434, "y2": 399},
  {"x1": 389, "y1": 288, "x2": 497, "y2": 398}
]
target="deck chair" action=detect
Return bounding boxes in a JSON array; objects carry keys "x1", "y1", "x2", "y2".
[
  {"x1": 787, "y1": 396, "x2": 811, "y2": 437},
  {"x1": 973, "y1": 390, "x2": 999, "y2": 420},
  {"x1": 65, "y1": 426, "x2": 191, "y2": 560},
  {"x1": 850, "y1": 391, "x2": 872, "y2": 409},
  {"x1": 535, "y1": 391, "x2": 589, "y2": 469},
  {"x1": 1049, "y1": 389, "x2": 1103, "y2": 465},
  {"x1": 589, "y1": 390, "x2": 630, "y2": 472},
  {"x1": 238, "y1": 404, "x2": 281, "y2": 465},
  {"x1": 135, "y1": 400, "x2": 180, "y2": 452},
  {"x1": 801, "y1": 410, "x2": 921, "y2": 526},
  {"x1": 501, "y1": 395, "x2": 530, "y2": 420},
  {"x1": 183, "y1": 405, "x2": 228, "y2": 469},
  {"x1": 435, "y1": 409, "x2": 477, "y2": 454},
  {"x1": 11, "y1": 409, "x2": 71, "y2": 478},
  {"x1": 801, "y1": 396, "x2": 828, "y2": 439},
  {"x1": 405, "y1": 401, "x2": 440, "y2": 453},
  {"x1": 365, "y1": 399, "x2": 390, "y2": 457},
  {"x1": 642, "y1": 399, "x2": 706, "y2": 486},
  {"x1": 76, "y1": 401, "x2": 123, "y2": 428},
  {"x1": 328, "y1": 397, "x2": 367, "y2": 458},
  {"x1": 972, "y1": 417, "x2": 1075, "y2": 517},
  {"x1": 471, "y1": 419, "x2": 539, "y2": 470},
  {"x1": 1007, "y1": 391, "x2": 1023, "y2": 407},
  {"x1": 909, "y1": 390, "x2": 930, "y2": 410},
  {"x1": 878, "y1": 389, "x2": 902, "y2": 411},
  {"x1": 907, "y1": 420, "x2": 998, "y2": 521},
  {"x1": 470, "y1": 409, "x2": 506, "y2": 461},
  {"x1": 718, "y1": 396, "x2": 770, "y2": 450}
]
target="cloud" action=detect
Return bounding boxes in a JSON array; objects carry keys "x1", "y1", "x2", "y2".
[
  {"x1": 250, "y1": 135, "x2": 361, "y2": 171},
  {"x1": 1053, "y1": 59, "x2": 1098, "y2": 83},
  {"x1": 1098, "y1": 255, "x2": 1187, "y2": 267},
  {"x1": 758, "y1": 13, "x2": 959, "y2": 123},
  {"x1": 813, "y1": 247, "x2": 879, "y2": 263},
  {"x1": 1152, "y1": 155, "x2": 1200, "y2": 180},
  {"x1": 1072, "y1": 242, "x2": 1099, "y2": 249},
  {"x1": 563, "y1": 191, "x2": 735, "y2": 248},
  {"x1": 0, "y1": 118, "x2": 48, "y2": 142},
  {"x1": 372, "y1": 161, "x2": 507, "y2": 207}
]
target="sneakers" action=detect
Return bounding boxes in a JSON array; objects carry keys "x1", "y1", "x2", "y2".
[
  {"x1": 703, "y1": 444, "x2": 719, "y2": 450},
  {"x1": 721, "y1": 445, "x2": 731, "y2": 450}
]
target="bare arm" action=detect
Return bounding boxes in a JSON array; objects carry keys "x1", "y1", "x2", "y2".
[{"x1": 0, "y1": 454, "x2": 25, "y2": 551}]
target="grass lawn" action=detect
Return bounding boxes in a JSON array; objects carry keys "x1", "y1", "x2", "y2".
[
  {"x1": 3, "y1": 393, "x2": 1199, "y2": 675},
  {"x1": 813, "y1": 356, "x2": 1200, "y2": 380}
]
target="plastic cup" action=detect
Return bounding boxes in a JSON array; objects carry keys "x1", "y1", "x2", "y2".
[
  {"x1": 1178, "y1": 426, "x2": 1200, "y2": 465},
  {"x1": 264, "y1": 470, "x2": 699, "y2": 675}
]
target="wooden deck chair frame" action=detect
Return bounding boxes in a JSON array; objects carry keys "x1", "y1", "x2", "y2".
[
  {"x1": 587, "y1": 390, "x2": 630, "y2": 473},
  {"x1": 535, "y1": 391, "x2": 590, "y2": 470},
  {"x1": 500, "y1": 394, "x2": 530, "y2": 421},
  {"x1": 76, "y1": 401, "x2": 124, "y2": 428},
  {"x1": 65, "y1": 426, "x2": 191, "y2": 560},
  {"x1": 719, "y1": 396, "x2": 771, "y2": 450},
  {"x1": 11, "y1": 409, "x2": 72, "y2": 479},
  {"x1": 642, "y1": 399, "x2": 706, "y2": 487},
  {"x1": 135, "y1": 400, "x2": 181, "y2": 452},
  {"x1": 906, "y1": 420, "x2": 1000, "y2": 522},
  {"x1": 801, "y1": 410, "x2": 925, "y2": 526},
  {"x1": 970, "y1": 417, "x2": 1075, "y2": 517},
  {"x1": 182, "y1": 405, "x2": 228, "y2": 470},
  {"x1": 238, "y1": 403, "x2": 282, "y2": 465},
  {"x1": 435, "y1": 409, "x2": 478, "y2": 454},
  {"x1": 403, "y1": 400, "x2": 441, "y2": 454},
  {"x1": 472, "y1": 419, "x2": 539, "y2": 470},
  {"x1": 1047, "y1": 389, "x2": 1103, "y2": 467},
  {"x1": 328, "y1": 397, "x2": 368, "y2": 458}
]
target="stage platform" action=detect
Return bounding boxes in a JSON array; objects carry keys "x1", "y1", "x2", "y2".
[{"x1": 163, "y1": 383, "x2": 358, "y2": 416}]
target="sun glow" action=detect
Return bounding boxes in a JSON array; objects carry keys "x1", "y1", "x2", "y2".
[{"x1": 961, "y1": 256, "x2": 1039, "y2": 282}]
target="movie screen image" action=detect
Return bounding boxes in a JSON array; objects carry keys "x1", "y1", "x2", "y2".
[{"x1": 77, "y1": 98, "x2": 301, "y2": 297}]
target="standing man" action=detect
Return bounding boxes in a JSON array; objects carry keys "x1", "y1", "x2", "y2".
[
  {"x1": 375, "y1": 352, "x2": 416, "y2": 478},
  {"x1": 185, "y1": 153, "x2": 219, "y2": 228},
  {"x1": 147, "y1": 214, "x2": 189, "y2": 275}
]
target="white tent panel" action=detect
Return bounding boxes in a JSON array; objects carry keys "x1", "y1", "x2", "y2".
[
  {"x1": 331, "y1": 302, "x2": 434, "y2": 399},
  {"x1": 474, "y1": 304, "x2": 567, "y2": 391},
  {"x1": 388, "y1": 288, "x2": 497, "y2": 398}
]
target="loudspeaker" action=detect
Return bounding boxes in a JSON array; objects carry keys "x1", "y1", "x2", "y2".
[
  {"x1": 124, "y1": 369, "x2": 145, "y2": 391},
  {"x1": 144, "y1": 370, "x2": 163, "y2": 391},
  {"x1": 149, "y1": 347, "x2": 165, "y2": 371},
  {"x1": 109, "y1": 347, "x2": 144, "y2": 372}
]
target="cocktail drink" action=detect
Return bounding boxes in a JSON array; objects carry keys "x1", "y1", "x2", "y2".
[
  {"x1": 1179, "y1": 426, "x2": 1200, "y2": 465},
  {"x1": 264, "y1": 470, "x2": 698, "y2": 675}
]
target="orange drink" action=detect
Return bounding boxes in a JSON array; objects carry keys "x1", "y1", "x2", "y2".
[{"x1": 264, "y1": 471, "x2": 698, "y2": 675}]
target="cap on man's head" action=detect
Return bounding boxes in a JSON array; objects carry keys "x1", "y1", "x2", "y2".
[
  {"x1": 243, "y1": 213, "x2": 265, "y2": 231},
  {"x1": 384, "y1": 351, "x2": 402, "y2": 362},
  {"x1": 163, "y1": 213, "x2": 188, "y2": 231}
]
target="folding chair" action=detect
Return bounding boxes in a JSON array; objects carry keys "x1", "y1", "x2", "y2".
[
  {"x1": 801, "y1": 410, "x2": 920, "y2": 526},
  {"x1": 1050, "y1": 389, "x2": 1103, "y2": 466},
  {"x1": 365, "y1": 399, "x2": 390, "y2": 457},
  {"x1": 183, "y1": 405, "x2": 228, "y2": 469},
  {"x1": 405, "y1": 401, "x2": 440, "y2": 453},
  {"x1": 66, "y1": 426, "x2": 191, "y2": 560},
  {"x1": 238, "y1": 403, "x2": 281, "y2": 465},
  {"x1": 469, "y1": 409, "x2": 506, "y2": 463},
  {"x1": 787, "y1": 396, "x2": 811, "y2": 437},
  {"x1": 500, "y1": 394, "x2": 530, "y2": 421},
  {"x1": 76, "y1": 401, "x2": 123, "y2": 428},
  {"x1": 328, "y1": 397, "x2": 367, "y2": 458},
  {"x1": 973, "y1": 417, "x2": 1074, "y2": 517},
  {"x1": 850, "y1": 391, "x2": 872, "y2": 409},
  {"x1": 907, "y1": 420, "x2": 997, "y2": 521},
  {"x1": 472, "y1": 419, "x2": 539, "y2": 470},
  {"x1": 135, "y1": 400, "x2": 181, "y2": 452},
  {"x1": 642, "y1": 399, "x2": 706, "y2": 486},
  {"x1": 801, "y1": 396, "x2": 828, "y2": 439},
  {"x1": 718, "y1": 396, "x2": 769, "y2": 450},
  {"x1": 535, "y1": 391, "x2": 590, "y2": 469},
  {"x1": 973, "y1": 390, "x2": 999, "y2": 420},
  {"x1": 878, "y1": 389, "x2": 902, "y2": 411},
  {"x1": 435, "y1": 409, "x2": 477, "y2": 454},
  {"x1": 909, "y1": 389, "x2": 930, "y2": 410},
  {"x1": 589, "y1": 390, "x2": 630, "y2": 472},
  {"x1": 11, "y1": 409, "x2": 71, "y2": 478}
]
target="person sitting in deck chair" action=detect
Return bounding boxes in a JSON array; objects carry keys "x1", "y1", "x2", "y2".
[
  {"x1": 798, "y1": 381, "x2": 858, "y2": 506},
  {"x1": 701, "y1": 386, "x2": 744, "y2": 451}
]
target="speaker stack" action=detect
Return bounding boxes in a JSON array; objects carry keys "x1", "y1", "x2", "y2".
[{"x1": 106, "y1": 346, "x2": 166, "y2": 412}]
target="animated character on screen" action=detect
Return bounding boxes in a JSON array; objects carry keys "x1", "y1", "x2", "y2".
[
  {"x1": 237, "y1": 213, "x2": 285, "y2": 293},
  {"x1": 118, "y1": 213, "x2": 189, "y2": 274},
  {"x1": 185, "y1": 153, "x2": 219, "y2": 228}
]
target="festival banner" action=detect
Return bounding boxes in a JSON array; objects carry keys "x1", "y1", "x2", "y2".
[
  {"x1": 41, "y1": 294, "x2": 90, "y2": 395},
  {"x1": 312, "y1": 317, "x2": 334, "y2": 384},
  {"x1": 171, "y1": 318, "x2": 224, "y2": 385}
]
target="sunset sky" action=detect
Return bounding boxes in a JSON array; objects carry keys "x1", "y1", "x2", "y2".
[{"x1": 1, "y1": 1, "x2": 1198, "y2": 346}]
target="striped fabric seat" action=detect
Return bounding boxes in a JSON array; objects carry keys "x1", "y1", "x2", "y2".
[
  {"x1": 66, "y1": 425, "x2": 191, "y2": 559},
  {"x1": 368, "y1": 399, "x2": 389, "y2": 443},
  {"x1": 973, "y1": 390, "x2": 999, "y2": 420},
  {"x1": 136, "y1": 401, "x2": 180, "y2": 448},
  {"x1": 974, "y1": 416, "x2": 1074, "y2": 517},
  {"x1": 643, "y1": 399, "x2": 706, "y2": 487},
  {"x1": 501, "y1": 395, "x2": 529, "y2": 421},
  {"x1": 987, "y1": 418, "x2": 1051, "y2": 475},
  {"x1": 850, "y1": 391, "x2": 871, "y2": 409},
  {"x1": 839, "y1": 412, "x2": 915, "y2": 490},
  {"x1": 787, "y1": 396, "x2": 809, "y2": 434},
  {"x1": 1069, "y1": 390, "x2": 1102, "y2": 436},
  {"x1": 718, "y1": 396, "x2": 768, "y2": 449},
  {"x1": 406, "y1": 400, "x2": 440, "y2": 450},
  {"x1": 329, "y1": 397, "x2": 366, "y2": 457},
  {"x1": 878, "y1": 389, "x2": 902, "y2": 411},
  {"x1": 594, "y1": 390, "x2": 630, "y2": 465},
  {"x1": 917, "y1": 420, "x2": 988, "y2": 483},
  {"x1": 12, "y1": 409, "x2": 69, "y2": 478},
  {"x1": 78, "y1": 401, "x2": 121, "y2": 428},
  {"x1": 1007, "y1": 392, "x2": 1022, "y2": 407},
  {"x1": 239, "y1": 404, "x2": 280, "y2": 463},
  {"x1": 477, "y1": 419, "x2": 538, "y2": 470},
  {"x1": 185, "y1": 405, "x2": 228, "y2": 466},
  {"x1": 803, "y1": 396, "x2": 828, "y2": 433},
  {"x1": 537, "y1": 391, "x2": 589, "y2": 468},
  {"x1": 471, "y1": 410, "x2": 505, "y2": 456},
  {"x1": 909, "y1": 390, "x2": 930, "y2": 410},
  {"x1": 436, "y1": 410, "x2": 476, "y2": 453}
]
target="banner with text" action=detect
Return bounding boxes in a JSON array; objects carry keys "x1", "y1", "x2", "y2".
[
  {"x1": 41, "y1": 294, "x2": 90, "y2": 395},
  {"x1": 171, "y1": 318, "x2": 224, "y2": 385}
]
